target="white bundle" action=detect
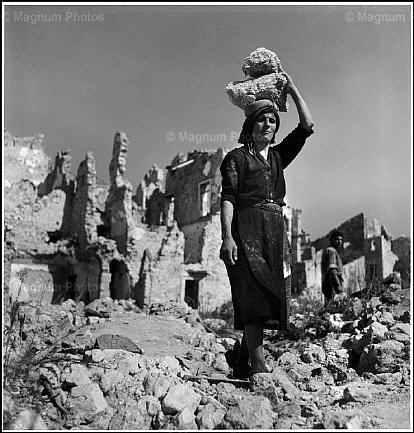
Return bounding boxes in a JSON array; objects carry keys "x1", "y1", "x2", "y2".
[
  {"x1": 226, "y1": 73, "x2": 289, "y2": 112},
  {"x1": 226, "y1": 47, "x2": 289, "y2": 112},
  {"x1": 242, "y1": 47, "x2": 282, "y2": 78}
]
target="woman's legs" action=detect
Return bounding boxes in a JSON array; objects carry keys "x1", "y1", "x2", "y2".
[
  {"x1": 232, "y1": 333, "x2": 251, "y2": 378},
  {"x1": 244, "y1": 324, "x2": 268, "y2": 373}
]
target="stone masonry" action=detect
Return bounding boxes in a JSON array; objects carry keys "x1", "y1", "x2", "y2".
[{"x1": 3, "y1": 129, "x2": 410, "y2": 315}]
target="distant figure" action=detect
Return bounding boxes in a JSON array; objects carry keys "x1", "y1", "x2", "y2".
[{"x1": 321, "y1": 230, "x2": 344, "y2": 304}]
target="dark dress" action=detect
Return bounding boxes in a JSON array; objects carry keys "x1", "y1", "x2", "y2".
[{"x1": 220, "y1": 124, "x2": 314, "y2": 330}]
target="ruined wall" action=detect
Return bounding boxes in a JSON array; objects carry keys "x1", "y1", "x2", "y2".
[
  {"x1": 5, "y1": 190, "x2": 66, "y2": 254},
  {"x1": 283, "y1": 206, "x2": 304, "y2": 264},
  {"x1": 364, "y1": 236, "x2": 398, "y2": 283},
  {"x1": 146, "y1": 224, "x2": 185, "y2": 305},
  {"x1": 3, "y1": 130, "x2": 51, "y2": 187},
  {"x1": 37, "y1": 150, "x2": 76, "y2": 236},
  {"x1": 164, "y1": 148, "x2": 225, "y2": 271},
  {"x1": 8, "y1": 255, "x2": 76, "y2": 304},
  {"x1": 74, "y1": 256, "x2": 102, "y2": 303},
  {"x1": 104, "y1": 132, "x2": 135, "y2": 255},
  {"x1": 165, "y1": 149, "x2": 225, "y2": 228},
  {"x1": 391, "y1": 236, "x2": 411, "y2": 287},
  {"x1": 181, "y1": 222, "x2": 206, "y2": 264},
  {"x1": 146, "y1": 188, "x2": 166, "y2": 226},
  {"x1": 71, "y1": 152, "x2": 98, "y2": 252},
  {"x1": 198, "y1": 214, "x2": 232, "y2": 313},
  {"x1": 133, "y1": 165, "x2": 166, "y2": 226},
  {"x1": 342, "y1": 256, "x2": 366, "y2": 294},
  {"x1": 38, "y1": 149, "x2": 74, "y2": 196}
]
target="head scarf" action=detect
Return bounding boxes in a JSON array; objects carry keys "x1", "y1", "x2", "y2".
[{"x1": 238, "y1": 100, "x2": 280, "y2": 145}]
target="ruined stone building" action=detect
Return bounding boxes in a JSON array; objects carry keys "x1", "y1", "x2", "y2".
[{"x1": 3, "y1": 129, "x2": 411, "y2": 316}]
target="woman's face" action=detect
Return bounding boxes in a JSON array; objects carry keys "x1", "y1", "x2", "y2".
[{"x1": 252, "y1": 112, "x2": 277, "y2": 144}]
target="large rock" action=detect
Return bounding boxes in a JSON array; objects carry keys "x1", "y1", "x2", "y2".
[
  {"x1": 99, "y1": 370, "x2": 125, "y2": 394},
  {"x1": 271, "y1": 367, "x2": 300, "y2": 400},
  {"x1": 322, "y1": 409, "x2": 375, "y2": 429},
  {"x1": 66, "y1": 383, "x2": 108, "y2": 423},
  {"x1": 250, "y1": 372, "x2": 284, "y2": 406},
  {"x1": 9, "y1": 409, "x2": 48, "y2": 430},
  {"x1": 196, "y1": 402, "x2": 226, "y2": 429},
  {"x1": 144, "y1": 374, "x2": 172, "y2": 398},
  {"x1": 301, "y1": 343, "x2": 326, "y2": 364},
  {"x1": 161, "y1": 384, "x2": 201, "y2": 415},
  {"x1": 219, "y1": 395, "x2": 274, "y2": 429},
  {"x1": 108, "y1": 398, "x2": 157, "y2": 430},
  {"x1": 173, "y1": 406, "x2": 198, "y2": 430},
  {"x1": 61, "y1": 363, "x2": 92, "y2": 387},
  {"x1": 95, "y1": 334, "x2": 143, "y2": 354},
  {"x1": 358, "y1": 340, "x2": 405, "y2": 374}
]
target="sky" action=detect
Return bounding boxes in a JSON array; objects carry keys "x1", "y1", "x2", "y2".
[{"x1": 3, "y1": 2, "x2": 412, "y2": 240}]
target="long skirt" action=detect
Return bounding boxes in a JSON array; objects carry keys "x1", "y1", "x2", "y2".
[{"x1": 225, "y1": 203, "x2": 291, "y2": 331}]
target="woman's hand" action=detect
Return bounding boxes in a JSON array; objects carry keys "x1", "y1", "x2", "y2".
[
  {"x1": 281, "y1": 71, "x2": 314, "y2": 130},
  {"x1": 220, "y1": 237, "x2": 238, "y2": 265},
  {"x1": 281, "y1": 71, "x2": 298, "y2": 95}
]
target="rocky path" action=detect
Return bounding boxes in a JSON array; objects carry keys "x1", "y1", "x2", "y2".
[
  {"x1": 88, "y1": 308, "x2": 413, "y2": 430},
  {"x1": 3, "y1": 290, "x2": 412, "y2": 430}
]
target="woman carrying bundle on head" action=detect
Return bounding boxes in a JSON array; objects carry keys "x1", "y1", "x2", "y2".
[{"x1": 220, "y1": 70, "x2": 314, "y2": 378}]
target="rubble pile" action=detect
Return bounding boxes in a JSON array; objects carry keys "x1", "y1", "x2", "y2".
[{"x1": 2, "y1": 281, "x2": 411, "y2": 430}]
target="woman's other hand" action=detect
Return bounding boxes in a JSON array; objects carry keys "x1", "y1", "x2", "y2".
[{"x1": 220, "y1": 237, "x2": 238, "y2": 265}]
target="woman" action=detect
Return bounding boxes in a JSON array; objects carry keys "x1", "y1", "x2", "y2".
[{"x1": 220, "y1": 73, "x2": 314, "y2": 377}]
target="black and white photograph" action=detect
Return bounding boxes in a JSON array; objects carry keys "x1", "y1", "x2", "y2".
[{"x1": 3, "y1": 2, "x2": 412, "y2": 430}]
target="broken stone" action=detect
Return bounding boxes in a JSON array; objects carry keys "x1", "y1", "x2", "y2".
[
  {"x1": 196, "y1": 401, "x2": 226, "y2": 429},
  {"x1": 85, "y1": 348, "x2": 106, "y2": 363},
  {"x1": 322, "y1": 409, "x2": 376, "y2": 429},
  {"x1": 301, "y1": 343, "x2": 326, "y2": 364},
  {"x1": 144, "y1": 374, "x2": 172, "y2": 399},
  {"x1": 373, "y1": 372, "x2": 403, "y2": 385},
  {"x1": 39, "y1": 363, "x2": 61, "y2": 390},
  {"x1": 157, "y1": 355, "x2": 181, "y2": 373},
  {"x1": 277, "y1": 400, "x2": 302, "y2": 419},
  {"x1": 276, "y1": 351, "x2": 298, "y2": 367},
  {"x1": 212, "y1": 353, "x2": 230, "y2": 374},
  {"x1": 9, "y1": 409, "x2": 48, "y2": 430},
  {"x1": 249, "y1": 372, "x2": 284, "y2": 406},
  {"x1": 271, "y1": 367, "x2": 300, "y2": 400},
  {"x1": 343, "y1": 382, "x2": 373, "y2": 402},
  {"x1": 173, "y1": 406, "x2": 198, "y2": 429},
  {"x1": 301, "y1": 402, "x2": 322, "y2": 418},
  {"x1": 390, "y1": 322, "x2": 411, "y2": 335},
  {"x1": 161, "y1": 383, "x2": 201, "y2": 415},
  {"x1": 358, "y1": 340, "x2": 405, "y2": 374},
  {"x1": 66, "y1": 383, "x2": 108, "y2": 423},
  {"x1": 94, "y1": 334, "x2": 143, "y2": 354},
  {"x1": 108, "y1": 399, "x2": 153, "y2": 430},
  {"x1": 99, "y1": 370, "x2": 125, "y2": 394},
  {"x1": 62, "y1": 363, "x2": 92, "y2": 387},
  {"x1": 219, "y1": 395, "x2": 274, "y2": 429}
]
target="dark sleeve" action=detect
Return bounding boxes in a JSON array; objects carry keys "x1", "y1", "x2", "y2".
[
  {"x1": 220, "y1": 151, "x2": 240, "y2": 206},
  {"x1": 274, "y1": 123, "x2": 314, "y2": 168}
]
